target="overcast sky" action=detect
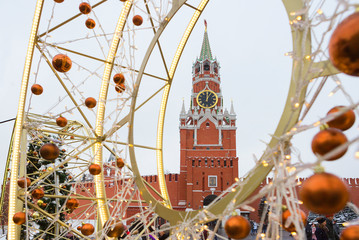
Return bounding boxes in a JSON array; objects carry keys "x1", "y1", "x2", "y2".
[{"x1": 1, "y1": 0, "x2": 359, "y2": 185}]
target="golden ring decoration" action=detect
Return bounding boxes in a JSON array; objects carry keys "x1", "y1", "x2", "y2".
[
  {"x1": 127, "y1": 0, "x2": 340, "y2": 225},
  {"x1": 6, "y1": 0, "x2": 342, "y2": 239}
]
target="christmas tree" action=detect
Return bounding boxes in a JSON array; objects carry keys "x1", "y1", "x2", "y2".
[{"x1": 22, "y1": 134, "x2": 72, "y2": 240}]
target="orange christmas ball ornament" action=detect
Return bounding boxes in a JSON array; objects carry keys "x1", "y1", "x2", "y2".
[
  {"x1": 81, "y1": 223, "x2": 95, "y2": 236},
  {"x1": 115, "y1": 83, "x2": 126, "y2": 93},
  {"x1": 311, "y1": 128, "x2": 348, "y2": 161},
  {"x1": 104, "y1": 219, "x2": 125, "y2": 237},
  {"x1": 224, "y1": 215, "x2": 251, "y2": 239},
  {"x1": 113, "y1": 73, "x2": 125, "y2": 84},
  {"x1": 31, "y1": 84, "x2": 43, "y2": 95},
  {"x1": 56, "y1": 116, "x2": 68, "y2": 127},
  {"x1": 85, "y1": 18, "x2": 96, "y2": 29},
  {"x1": 31, "y1": 189, "x2": 45, "y2": 199},
  {"x1": 133, "y1": 15, "x2": 143, "y2": 26},
  {"x1": 281, "y1": 209, "x2": 307, "y2": 233},
  {"x1": 299, "y1": 172, "x2": 349, "y2": 215},
  {"x1": 85, "y1": 97, "x2": 97, "y2": 108},
  {"x1": 340, "y1": 225, "x2": 359, "y2": 240},
  {"x1": 327, "y1": 106, "x2": 356, "y2": 131},
  {"x1": 116, "y1": 158, "x2": 125, "y2": 168},
  {"x1": 52, "y1": 54, "x2": 72, "y2": 72},
  {"x1": 66, "y1": 198, "x2": 80, "y2": 210},
  {"x1": 329, "y1": 12, "x2": 359, "y2": 76},
  {"x1": 79, "y1": 2, "x2": 91, "y2": 14},
  {"x1": 40, "y1": 143, "x2": 60, "y2": 161},
  {"x1": 17, "y1": 177, "x2": 31, "y2": 188},
  {"x1": 77, "y1": 226, "x2": 82, "y2": 231},
  {"x1": 13, "y1": 212, "x2": 26, "y2": 225},
  {"x1": 89, "y1": 164, "x2": 102, "y2": 175}
]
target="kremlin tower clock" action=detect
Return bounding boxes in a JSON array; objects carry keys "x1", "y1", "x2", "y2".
[{"x1": 178, "y1": 23, "x2": 238, "y2": 210}]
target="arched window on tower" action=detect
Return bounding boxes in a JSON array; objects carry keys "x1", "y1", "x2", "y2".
[
  {"x1": 195, "y1": 64, "x2": 200, "y2": 74},
  {"x1": 204, "y1": 62, "x2": 210, "y2": 71},
  {"x1": 214, "y1": 63, "x2": 218, "y2": 73},
  {"x1": 206, "y1": 122, "x2": 210, "y2": 128}
]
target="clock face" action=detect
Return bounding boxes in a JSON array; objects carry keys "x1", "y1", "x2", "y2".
[{"x1": 196, "y1": 90, "x2": 218, "y2": 108}]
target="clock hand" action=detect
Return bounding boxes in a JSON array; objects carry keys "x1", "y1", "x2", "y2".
[{"x1": 206, "y1": 92, "x2": 209, "y2": 101}]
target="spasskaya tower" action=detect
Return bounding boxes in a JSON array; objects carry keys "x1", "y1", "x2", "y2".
[{"x1": 178, "y1": 23, "x2": 238, "y2": 210}]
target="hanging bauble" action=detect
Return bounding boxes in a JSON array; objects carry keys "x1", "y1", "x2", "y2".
[
  {"x1": 85, "y1": 97, "x2": 97, "y2": 108},
  {"x1": 13, "y1": 212, "x2": 26, "y2": 225},
  {"x1": 37, "y1": 199, "x2": 44, "y2": 207},
  {"x1": 54, "y1": 0, "x2": 64, "y2": 3},
  {"x1": 311, "y1": 128, "x2": 348, "y2": 160},
  {"x1": 40, "y1": 143, "x2": 60, "y2": 161},
  {"x1": 113, "y1": 73, "x2": 125, "y2": 84},
  {"x1": 52, "y1": 54, "x2": 72, "y2": 73},
  {"x1": 340, "y1": 225, "x2": 359, "y2": 240},
  {"x1": 31, "y1": 189, "x2": 45, "y2": 199},
  {"x1": 326, "y1": 106, "x2": 356, "y2": 131},
  {"x1": 299, "y1": 172, "x2": 349, "y2": 214},
  {"x1": 104, "y1": 219, "x2": 125, "y2": 237},
  {"x1": 56, "y1": 116, "x2": 68, "y2": 127},
  {"x1": 116, "y1": 158, "x2": 125, "y2": 168},
  {"x1": 79, "y1": 2, "x2": 91, "y2": 14},
  {"x1": 32, "y1": 211, "x2": 40, "y2": 219},
  {"x1": 85, "y1": 18, "x2": 96, "y2": 29},
  {"x1": 224, "y1": 215, "x2": 251, "y2": 239},
  {"x1": 66, "y1": 198, "x2": 80, "y2": 210},
  {"x1": 133, "y1": 15, "x2": 143, "y2": 26},
  {"x1": 81, "y1": 223, "x2": 95, "y2": 236},
  {"x1": 31, "y1": 84, "x2": 43, "y2": 95},
  {"x1": 281, "y1": 208, "x2": 307, "y2": 233},
  {"x1": 89, "y1": 164, "x2": 102, "y2": 175},
  {"x1": 77, "y1": 226, "x2": 82, "y2": 231},
  {"x1": 115, "y1": 83, "x2": 126, "y2": 93},
  {"x1": 329, "y1": 12, "x2": 359, "y2": 76},
  {"x1": 17, "y1": 177, "x2": 31, "y2": 188}
]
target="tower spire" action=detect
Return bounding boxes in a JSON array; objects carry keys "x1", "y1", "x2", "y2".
[
  {"x1": 181, "y1": 98, "x2": 186, "y2": 114},
  {"x1": 199, "y1": 20, "x2": 213, "y2": 61},
  {"x1": 230, "y1": 99, "x2": 236, "y2": 115}
]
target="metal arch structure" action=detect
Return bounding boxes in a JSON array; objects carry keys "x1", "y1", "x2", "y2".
[
  {"x1": 127, "y1": 0, "x2": 340, "y2": 225},
  {"x1": 7, "y1": 0, "x2": 45, "y2": 238},
  {"x1": 7, "y1": 0, "x2": 344, "y2": 239}
]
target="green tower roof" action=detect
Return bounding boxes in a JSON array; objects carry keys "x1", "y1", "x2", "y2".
[{"x1": 199, "y1": 21, "x2": 214, "y2": 61}]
